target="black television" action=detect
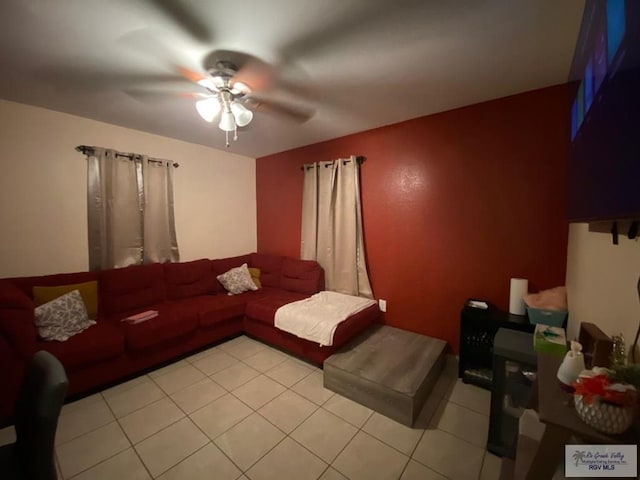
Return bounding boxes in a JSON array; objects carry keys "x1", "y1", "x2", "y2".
[{"x1": 567, "y1": 0, "x2": 640, "y2": 221}]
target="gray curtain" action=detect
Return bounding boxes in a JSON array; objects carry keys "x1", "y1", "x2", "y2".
[
  {"x1": 300, "y1": 156, "x2": 373, "y2": 298},
  {"x1": 86, "y1": 147, "x2": 179, "y2": 270}
]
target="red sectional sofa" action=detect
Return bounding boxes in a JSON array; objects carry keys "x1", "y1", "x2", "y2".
[{"x1": 0, "y1": 253, "x2": 379, "y2": 426}]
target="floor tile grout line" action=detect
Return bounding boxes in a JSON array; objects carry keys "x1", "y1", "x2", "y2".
[
  {"x1": 59, "y1": 393, "x2": 105, "y2": 418},
  {"x1": 429, "y1": 410, "x2": 490, "y2": 451},
  {"x1": 181, "y1": 400, "x2": 247, "y2": 476},
  {"x1": 150, "y1": 440, "x2": 220, "y2": 479},
  {"x1": 55, "y1": 415, "x2": 115, "y2": 448},
  {"x1": 409, "y1": 427, "x2": 484, "y2": 479},
  {"x1": 147, "y1": 364, "x2": 209, "y2": 396},
  {"x1": 190, "y1": 393, "x2": 255, "y2": 443},
  {"x1": 234, "y1": 433, "x2": 289, "y2": 475},
  {"x1": 253, "y1": 389, "x2": 321, "y2": 435},
  {"x1": 60, "y1": 434, "x2": 132, "y2": 480},
  {"x1": 56, "y1": 394, "x2": 119, "y2": 449},
  {"x1": 115, "y1": 393, "x2": 185, "y2": 431},
  {"x1": 262, "y1": 366, "x2": 317, "y2": 389},
  {"x1": 169, "y1": 382, "x2": 228, "y2": 416},
  {"x1": 400, "y1": 394, "x2": 443, "y2": 480},
  {"x1": 409, "y1": 454, "x2": 456, "y2": 480},
  {"x1": 54, "y1": 340, "x2": 308, "y2": 480},
  {"x1": 115, "y1": 400, "x2": 188, "y2": 451},
  {"x1": 227, "y1": 382, "x2": 286, "y2": 414},
  {"x1": 100, "y1": 375, "x2": 151, "y2": 401},
  {"x1": 103, "y1": 385, "x2": 168, "y2": 422},
  {"x1": 446, "y1": 396, "x2": 491, "y2": 417},
  {"x1": 58, "y1": 343, "x2": 480, "y2": 480},
  {"x1": 239, "y1": 347, "x2": 290, "y2": 369},
  {"x1": 184, "y1": 344, "x2": 224, "y2": 364},
  {"x1": 198, "y1": 370, "x2": 292, "y2": 476},
  {"x1": 190, "y1": 359, "x2": 237, "y2": 379},
  {"x1": 206, "y1": 364, "x2": 262, "y2": 392},
  {"x1": 322, "y1": 400, "x2": 375, "y2": 430},
  {"x1": 235, "y1": 385, "x2": 335, "y2": 476},
  {"x1": 281, "y1": 431, "x2": 334, "y2": 475},
  {"x1": 201, "y1": 376, "x2": 326, "y2": 476}
]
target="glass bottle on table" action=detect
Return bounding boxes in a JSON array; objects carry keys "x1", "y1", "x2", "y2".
[{"x1": 610, "y1": 333, "x2": 626, "y2": 368}]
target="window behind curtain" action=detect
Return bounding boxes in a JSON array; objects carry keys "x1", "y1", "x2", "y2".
[{"x1": 84, "y1": 147, "x2": 179, "y2": 270}]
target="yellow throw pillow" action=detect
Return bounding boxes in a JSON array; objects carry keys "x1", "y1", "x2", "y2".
[
  {"x1": 248, "y1": 267, "x2": 261, "y2": 289},
  {"x1": 33, "y1": 281, "x2": 99, "y2": 320}
]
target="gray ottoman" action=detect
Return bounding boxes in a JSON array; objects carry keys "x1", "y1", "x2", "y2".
[{"x1": 324, "y1": 324, "x2": 447, "y2": 427}]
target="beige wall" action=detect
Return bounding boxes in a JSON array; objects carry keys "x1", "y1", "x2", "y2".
[
  {"x1": 0, "y1": 99, "x2": 256, "y2": 278},
  {"x1": 566, "y1": 222, "x2": 640, "y2": 358}
]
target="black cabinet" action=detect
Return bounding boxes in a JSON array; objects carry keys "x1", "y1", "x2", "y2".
[{"x1": 458, "y1": 302, "x2": 534, "y2": 389}]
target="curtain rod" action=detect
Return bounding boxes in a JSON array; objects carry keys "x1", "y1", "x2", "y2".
[
  {"x1": 300, "y1": 156, "x2": 366, "y2": 171},
  {"x1": 75, "y1": 145, "x2": 179, "y2": 168}
]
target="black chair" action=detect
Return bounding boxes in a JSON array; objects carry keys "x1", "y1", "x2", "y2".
[{"x1": 0, "y1": 351, "x2": 68, "y2": 480}]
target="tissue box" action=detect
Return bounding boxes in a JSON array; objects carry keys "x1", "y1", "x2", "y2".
[
  {"x1": 526, "y1": 307, "x2": 567, "y2": 327},
  {"x1": 533, "y1": 324, "x2": 567, "y2": 356}
]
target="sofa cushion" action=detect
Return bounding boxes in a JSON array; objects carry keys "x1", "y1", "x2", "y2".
[
  {"x1": 9, "y1": 271, "x2": 99, "y2": 299},
  {"x1": 39, "y1": 321, "x2": 124, "y2": 371},
  {"x1": 248, "y1": 268, "x2": 261, "y2": 288},
  {"x1": 280, "y1": 258, "x2": 324, "y2": 295},
  {"x1": 211, "y1": 255, "x2": 252, "y2": 293},
  {"x1": 245, "y1": 288, "x2": 308, "y2": 326},
  {"x1": 164, "y1": 259, "x2": 216, "y2": 300},
  {"x1": 249, "y1": 254, "x2": 284, "y2": 288},
  {"x1": 119, "y1": 303, "x2": 198, "y2": 351},
  {"x1": 33, "y1": 280, "x2": 99, "y2": 320},
  {"x1": 35, "y1": 290, "x2": 96, "y2": 342},
  {"x1": 197, "y1": 294, "x2": 252, "y2": 328},
  {"x1": 101, "y1": 263, "x2": 166, "y2": 315}
]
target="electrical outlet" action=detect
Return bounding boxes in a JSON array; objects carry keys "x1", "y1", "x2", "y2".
[{"x1": 379, "y1": 299, "x2": 387, "y2": 312}]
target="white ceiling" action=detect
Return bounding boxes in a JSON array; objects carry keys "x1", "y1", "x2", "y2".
[{"x1": 0, "y1": 0, "x2": 585, "y2": 158}]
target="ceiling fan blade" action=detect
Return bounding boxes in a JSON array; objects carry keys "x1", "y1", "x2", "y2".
[
  {"x1": 244, "y1": 95, "x2": 314, "y2": 123},
  {"x1": 148, "y1": 0, "x2": 214, "y2": 43},
  {"x1": 35, "y1": 61, "x2": 192, "y2": 93},
  {"x1": 177, "y1": 66, "x2": 207, "y2": 84},
  {"x1": 123, "y1": 88, "x2": 208, "y2": 103},
  {"x1": 118, "y1": 29, "x2": 206, "y2": 81},
  {"x1": 233, "y1": 57, "x2": 279, "y2": 92},
  {"x1": 280, "y1": 0, "x2": 453, "y2": 61}
]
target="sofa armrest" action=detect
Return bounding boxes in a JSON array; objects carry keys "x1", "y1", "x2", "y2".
[{"x1": 0, "y1": 280, "x2": 37, "y2": 359}]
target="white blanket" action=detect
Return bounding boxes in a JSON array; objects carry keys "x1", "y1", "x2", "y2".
[{"x1": 275, "y1": 291, "x2": 376, "y2": 346}]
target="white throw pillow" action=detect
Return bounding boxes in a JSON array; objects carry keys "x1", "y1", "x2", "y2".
[
  {"x1": 217, "y1": 263, "x2": 259, "y2": 295},
  {"x1": 34, "y1": 289, "x2": 96, "y2": 341}
]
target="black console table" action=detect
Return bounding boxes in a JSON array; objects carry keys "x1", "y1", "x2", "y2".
[{"x1": 458, "y1": 301, "x2": 535, "y2": 389}]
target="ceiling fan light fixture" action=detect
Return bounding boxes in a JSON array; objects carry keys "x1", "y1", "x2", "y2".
[
  {"x1": 212, "y1": 76, "x2": 226, "y2": 88},
  {"x1": 195, "y1": 98, "x2": 221, "y2": 122},
  {"x1": 230, "y1": 101, "x2": 253, "y2": 127},
  {"x1": 231, "y1": 81, "x2": 250, "y2": 94},
  {"x1": 197, "y1": 78, "x2": 217, "y2": 91},
  {"x1": 219, "y1": 110, "x2": 236, "y2": 132}
]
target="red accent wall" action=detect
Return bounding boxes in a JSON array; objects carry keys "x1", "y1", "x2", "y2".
[{"x1": 257, "y1": 85, "x2": 570, "y2": 352}]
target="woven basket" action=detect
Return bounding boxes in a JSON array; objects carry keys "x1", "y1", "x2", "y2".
[{"x1": 574, "y1": 394, "x2": 635, "y2": 434}]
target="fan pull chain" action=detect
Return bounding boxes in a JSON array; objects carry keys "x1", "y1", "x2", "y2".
[
  {"x1": 225, "y1": 130, "x2": 229, "y2": 148},
  {"x1": 234, "y1": 125, "x2": 238, "y2": 142}
]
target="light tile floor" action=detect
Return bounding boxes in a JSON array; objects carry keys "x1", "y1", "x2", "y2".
[{"x1": 0, "y1": 335, "x2": 502, "y2": 480}]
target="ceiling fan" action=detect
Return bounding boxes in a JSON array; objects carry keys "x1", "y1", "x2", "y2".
[
  {"x1": 192, "y1": 60, "x2": 255, "y2": 147},
  {"x1": 168, "y1": 50, "x2": 316, "y2": 148}
]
